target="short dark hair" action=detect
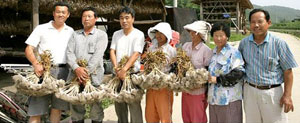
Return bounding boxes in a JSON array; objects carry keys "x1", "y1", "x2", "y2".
[
  {"x1": 53, "y1": 2, "x2": 70, "y2": 12},
  {"x1": 249, "y1": 9, "x2": 270, "y2": 22},
  {"x1": 81, "y1": 7, "x2": 98, "y2": 18},
  {"x1": 210, "y1": 22, "x2": 230, "y2": 39},
  {"x1": 119, "y1": 6, "x2": 135, "y2": 18}
]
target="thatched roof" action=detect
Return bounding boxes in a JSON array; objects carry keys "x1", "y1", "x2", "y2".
[
  {"x1": 0, "y1": 0, "x2": 165, "y2": 18},
  {"x1": 0, "y1": 0, "x2": 165, "y2": 36},
  {"x1": 192, "y1": 0, "x2": 253, "y2": 9},
  {"x1": 0, "y1": 0, "x2": 18, "y2": 9}
]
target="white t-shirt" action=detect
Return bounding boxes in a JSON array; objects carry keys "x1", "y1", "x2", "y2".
[
  {"x1": 25, "y1": 21, "x2": 74, "y2": 64},
  {"x1": 110, "y1": 28, "x2": 145, "y2": 72}
]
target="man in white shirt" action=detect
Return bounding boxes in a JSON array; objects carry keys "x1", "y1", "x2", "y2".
[
  {"x1": 24, "y1": 2, "x2": 74, "y2": 123},
  {"x1": 110, "y1": 6, "x2": 145, "y2": 123}
]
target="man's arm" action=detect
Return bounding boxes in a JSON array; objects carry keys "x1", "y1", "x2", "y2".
[
  {"x1": 25, "y1": 45, "x2": 43, "y2": 77},
  {"x1": 66, "y1": 33, "x2": 88, "y2": 82},
  {"x1": 110, "y1": 49, "x2": 118, "y2": 69},
  {"x1": 117, "y1": 52, "x2": 141, "y2": 80},
  {"x1": 122, "y1": 52, "x2": 140, "y2": 71},
  {"x1": 280, "y1": 69, "x2": 294, "y2": 113}
]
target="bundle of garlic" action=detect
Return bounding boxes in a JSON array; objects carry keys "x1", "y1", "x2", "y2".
[
  {"x1": 169, "y1": 48, "x2": 209, "y2": 92},
  {"x1": 119, "y1": 75, "x2": 144, "y2": 103},
  {"x1": 143, "y1": 50, "x2": 167, "y2": 74},
  {"x1": 138, "y1": 67, "x2": 175, "y2": 90},
  {"x1": 104, "y1": 56, "x2": 144, "y2": 103},
  {"x1": 12, "y1": 50, "x2": 65, "y2": 96},
  {"x1": 77, "y1": 79, "x2": 106, "y2": 104},
  {"x1": 55, "y1": 78, "x2": 81, "y2": 104},
  {"x1": 103, "y1": 76, "x2": 123, "y2": 102},
  {"x1": 56, "y1": 59, "x2": 106, "y2": 104},
  {"x1": 167, "y1": 48, "x2": 193, "y2": 91},
  {"x1": 170, "y1": 48, "x2": 194, "y2": 78},
  {"x1": 181, "y1": 68, "x2": 209, "y2": 92},
  {"x1": 133, "y1": 50, "x2": 176, "y2": 90}
]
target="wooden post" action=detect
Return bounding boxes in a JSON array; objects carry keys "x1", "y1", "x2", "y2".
[
  {"x1": 242, "y1": 8, "x2": 246, "y2": 28},
  {"x1": 123, "y1": 0, "x2": 127, "y2": 6},
  {"x1": 236, "y1": 2, "x2": 240, "y2": 33},
  {"x1": 173, "y1": 0, "x2": 177, "y2": 7},
  {"x1": 160, "y1": 0, "x2": 167, "y2": 22},
  {"x1": 162, "y1": 11, "x2": 166, "y2": 22},
  {"x1": 32, "y1": 0, "x2": 39, "y2": 30},
  {"x1": 200, "y1": 2, "x2": 203, "y2": 20}
]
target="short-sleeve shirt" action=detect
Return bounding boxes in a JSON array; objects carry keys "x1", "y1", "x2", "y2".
[
  {"x1": 25, "y1": 21, "x2": 74, "y2": 64},
  {"x1": 238, "y1": 32, "x2": 298, "y2": 85},
  {"x1": 182, "y1": 42, "x2": 213, "y2": 95},
  {"x1": 110, "y1": 28, "x2": 145, "y2": 72},
  {"x1": 208, "y1": 44, "x2": 244, "y2": 105}
]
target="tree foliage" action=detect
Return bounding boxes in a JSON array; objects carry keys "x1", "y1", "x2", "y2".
[{"x1": 165, "y1": 0, "x2": 199, "y2": 9}]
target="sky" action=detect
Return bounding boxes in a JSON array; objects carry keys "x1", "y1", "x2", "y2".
[{"x1": 250, "y1": 0, "x2": 300, "y2": 10}]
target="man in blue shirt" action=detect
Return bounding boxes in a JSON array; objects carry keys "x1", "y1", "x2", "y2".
[{"x1": 239, "y1": 9, "x2": 298, "y2": 123}]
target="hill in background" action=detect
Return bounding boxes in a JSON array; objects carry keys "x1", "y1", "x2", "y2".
[{"x1": 246, "y1": 4, "x2": 300, "y2": 23}]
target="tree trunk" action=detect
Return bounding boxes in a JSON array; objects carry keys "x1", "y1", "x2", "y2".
[{"x1": 32, "y1": 0, "x2": 39, "y2": 30}]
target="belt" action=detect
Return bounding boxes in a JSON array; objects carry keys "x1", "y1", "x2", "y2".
[
  {"x1": 245, "y1": 81, "x2": 281, "y2": 90},
  {"x1": 57, "y1": 64, "x2": 67, "y2": 67}
]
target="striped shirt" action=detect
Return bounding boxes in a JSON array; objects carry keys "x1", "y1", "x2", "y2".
[{"x1": 238, "y1": 32, "x2": 298, "y2": 85}]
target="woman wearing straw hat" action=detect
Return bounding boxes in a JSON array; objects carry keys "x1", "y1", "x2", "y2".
[{"x1": 181, "y1": 21, "x2": 213, "y2": 123}]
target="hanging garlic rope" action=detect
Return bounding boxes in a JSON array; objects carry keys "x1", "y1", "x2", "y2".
[
  {"x1": 55, "y1": 59, "x2": 106, "y2": 104},
  {"x1": 12, "y1": 50, "x2": 65, "y2": 96},
  {"x1": 132, "y1": 50, "x2": 176, "y2": 90},
  {"x1": 169, "y1": 48, "x2": 209, "y2": 92},
  {"x1": 104, "y1": 56, "x2": 144, "y2": 103}
]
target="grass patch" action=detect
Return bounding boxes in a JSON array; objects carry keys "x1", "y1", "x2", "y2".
[
  {"x1": 270, "y1": 29, "x2": 300, "y2": 38},
  {"x1": 102, "y1": 98, "x2": 114, "y2": 109},
  {"x1": 84, "y1": 98, "x2": 114, "y2": 118},
  {"x1": 229, "y1": 33, "x2": 250, "y2": 42},
  {"x1": 206, "y1": 42, "x2": 216, "y2": 49},
  {"x1": 270, "y1": 21, "x2": 300, "y2": 38},
  {"x1": 270, "y1": 21, "x2": 300, "y2": 30}
]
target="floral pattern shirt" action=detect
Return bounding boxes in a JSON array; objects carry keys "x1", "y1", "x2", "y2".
[{"x1": 208, "y1": 44, "x2": 245, "y2": 105}]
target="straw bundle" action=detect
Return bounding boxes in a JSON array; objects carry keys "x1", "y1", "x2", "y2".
[
  {"x1": 37, "y1": 0, "x2": 122, "y2": 18},
  {"x1": 12, "y1": 50, "x2": 65, "y2": 96},
  {"x1": 0, "y1": 0, "x2": 18, "y2": 8}
]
